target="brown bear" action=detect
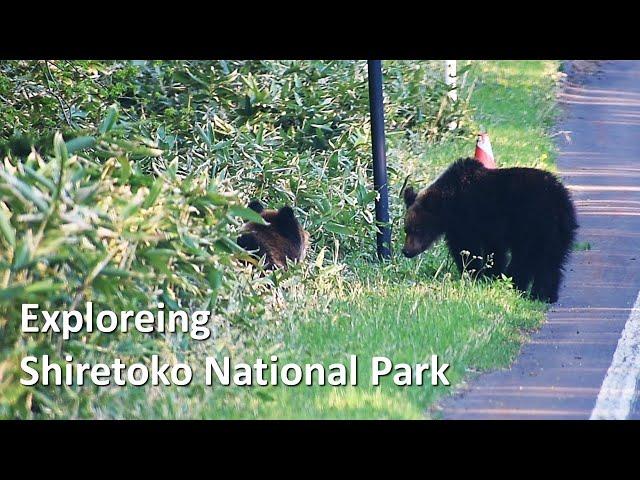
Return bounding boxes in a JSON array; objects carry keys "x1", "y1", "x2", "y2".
[
  {"x1": 236, "y1": 200, "x2": 310, "y2": 269},
  {"x1": 402, "y1": 158, "x2": 578, "y2": 303}
]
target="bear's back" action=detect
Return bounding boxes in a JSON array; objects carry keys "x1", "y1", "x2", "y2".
[{"x1": 435, "y1": 159, "x2": 576, "y2": 237}]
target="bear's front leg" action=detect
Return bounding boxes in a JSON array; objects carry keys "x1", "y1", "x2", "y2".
[
  {"x1": 484, "y1": 246, "x2": 508, "y2": 278},
  {"x1": 446, "y1": 236, "x2": 486, "y2": 278},
  {"x1": 445, "y1": 237, "x2": 465, "y2": 274}
]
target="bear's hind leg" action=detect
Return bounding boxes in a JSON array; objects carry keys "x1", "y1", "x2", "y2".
[
  {"x1": 531, "y1": 262, "x2": 562, "y2": 303},
  {"x1": 505, "y1": 251, "x2": 533, "y2": 294}
]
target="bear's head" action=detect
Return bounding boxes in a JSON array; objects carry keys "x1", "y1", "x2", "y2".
[
  {"x1": 237, "y1": 200, "x2": 310, "y2": 269},
  {"x1": 401, "y1": 186, "x2": 446, "y2": 258}
]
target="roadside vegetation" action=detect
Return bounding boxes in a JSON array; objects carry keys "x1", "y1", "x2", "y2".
[{"x1": 0, "y1": 60, "x2": 560, "y2": 418}]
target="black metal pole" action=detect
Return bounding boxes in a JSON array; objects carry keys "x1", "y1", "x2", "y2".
[{"x1": 367, "y1": 60, "x2": 391, "y2": 259}]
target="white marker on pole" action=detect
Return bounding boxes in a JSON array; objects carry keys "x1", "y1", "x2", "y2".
[
  {"x1": 445, "y1": 60, "x2": 457, "y2": 130},
  {"x1": 445, "y1": 60, "x2": 457, "y2": 102},
  {"x1": 590, "y1": 289, "x2": 640, "y2": 420}
]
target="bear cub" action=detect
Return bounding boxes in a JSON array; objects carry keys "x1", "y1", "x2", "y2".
[
  {"x1": 236, "y1": 200, "x2": 310, "y2": 269},
  {"x1": 402, "y1": 158, "x2": 578, "y2": 303}
]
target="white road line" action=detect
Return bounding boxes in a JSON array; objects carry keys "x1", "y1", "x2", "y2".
[{"x1": 590, "y1": 289, "x2": 640, "y2": 420}]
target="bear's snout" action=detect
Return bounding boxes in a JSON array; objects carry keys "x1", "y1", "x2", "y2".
[
  {"x1": 402, "y1": 234, "x2": 427, "y2": 258},
  {"x1": 402, "y1": 243, "x2": 423, "y2": 258},
  {"x1": 401, "y1": 247, "x2": 416, "y2": 258}
]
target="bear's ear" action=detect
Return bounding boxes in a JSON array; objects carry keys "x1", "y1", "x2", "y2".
[
  {"x1": 403, "y1": 186, "x2": 417, "y2": 208},
  {"x1": 275, "y1": 206, "x2": 303, "y2": 243},
  {"x1": 248, "y1": 200, "x2": 264, "y2": 213},
  {"x1": 276, "y1": 206, "x2": 298, "y2": 226}
]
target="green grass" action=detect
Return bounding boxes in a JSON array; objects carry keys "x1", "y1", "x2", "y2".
[
  {"x1": 174, "y1": 60, "x2": 560, "y2": 419},
  {"x1": 213, "y1": 267, "x2": 544, "y2": 419}
]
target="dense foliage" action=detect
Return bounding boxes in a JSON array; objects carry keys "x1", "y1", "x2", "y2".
[
  {"x1": 1, "y1": 60, "x2": 474, "y2": 251},
  {"x1": 0, "y1": 60, "x2": 475, "y2": 417}
]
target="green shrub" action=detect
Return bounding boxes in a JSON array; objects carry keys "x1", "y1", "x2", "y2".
[{"x1": 1, "y1": 61, "x2": 475, "y2": 256}]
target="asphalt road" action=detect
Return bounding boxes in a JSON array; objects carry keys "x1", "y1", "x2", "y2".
[{"x1": 438, "y1": 60, "x2": 640, "y2": 420}]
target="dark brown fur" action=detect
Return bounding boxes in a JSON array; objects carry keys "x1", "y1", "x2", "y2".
[
  {"x1": 402, "y1": 158, "x2": 578, "y2": 303},
  {"x1": 236, "y1": 200, "x2": 310, "y2": 269}
]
